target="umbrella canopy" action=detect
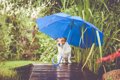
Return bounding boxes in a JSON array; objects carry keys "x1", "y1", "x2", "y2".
[{"x1": 36, "y1": 13, "x2": 104, "y2": 48}]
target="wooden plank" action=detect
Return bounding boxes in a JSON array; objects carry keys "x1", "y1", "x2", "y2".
[{"x1": 29, "y1": 63, "x2": 97, "y2": 80}]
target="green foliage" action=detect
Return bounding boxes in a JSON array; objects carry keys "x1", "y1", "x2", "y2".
[{"x1": 0, "y1": 0, "x2": 56, "y2": 61}]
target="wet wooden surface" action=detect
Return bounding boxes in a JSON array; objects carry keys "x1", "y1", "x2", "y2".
[{"x1": 29, "y1": 63, "x2": 97, "y2": 80}]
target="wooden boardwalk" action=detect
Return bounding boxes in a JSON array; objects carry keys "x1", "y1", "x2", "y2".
[{"x1": 29, "y1": 63, "x2": 97, "y2": 80}]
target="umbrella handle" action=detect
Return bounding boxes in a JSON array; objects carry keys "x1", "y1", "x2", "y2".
[{"x1": 52, "y1": 55, "x2": 62, "y2": 67}]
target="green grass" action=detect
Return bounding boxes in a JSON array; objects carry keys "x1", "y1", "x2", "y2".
[{"x1": 0, "y1": 61, "x2": 39, "y2": 78}]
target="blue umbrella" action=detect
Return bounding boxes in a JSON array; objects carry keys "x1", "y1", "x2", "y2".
[{"x1": 36, "y1": 13, "x2": 103, "y2": 48}]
